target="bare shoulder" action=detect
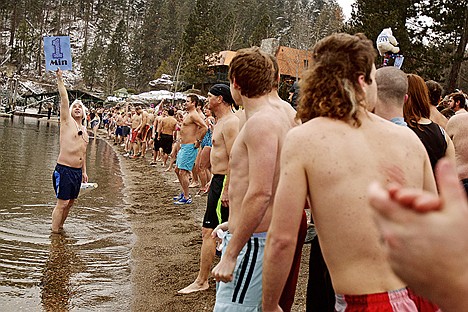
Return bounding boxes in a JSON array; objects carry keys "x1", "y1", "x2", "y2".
[
  {"x1": 448, "y1": 113, "x2": 468, "y2": 127},
  {"x1": 222, "y1": 114, "x2": 239, "y2": 130}
]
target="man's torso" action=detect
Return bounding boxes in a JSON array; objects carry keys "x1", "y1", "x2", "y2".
[{"x1": 297, "y1": 114, "x2": 432, "y2": 295}]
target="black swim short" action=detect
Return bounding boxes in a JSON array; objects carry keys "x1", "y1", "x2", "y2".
[
  {"x1": 122, "y1": 126, "x2": 130, "y2": 137},
  {"x1": 159, "y1": 133, "x2": 173, "y2": 155},
  {"x1": 203, "y1": 174, "x2": 229, "y2": 229},
  {"x1": 153, "y1": 132, "x2": 161, "y2": 151},
  {"x1": 52, "y1": 163, "x2": 82, "y2": 200}
]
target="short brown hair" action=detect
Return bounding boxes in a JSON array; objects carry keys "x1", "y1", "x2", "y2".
[
  {"x1": 404, "y1": 74, "x2": 431, "y2": 127},
  {"x1": 187, "y1": 94, "x2": 199, "y2": 106},
  {"x1": 228, "y1": 47, "x2": 275, "y2": 98},
  {"x1": 297, "y1": 33, "x2": 376, "y2": 126}
]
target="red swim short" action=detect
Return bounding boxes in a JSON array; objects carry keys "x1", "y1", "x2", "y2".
[{"x1": 335, "y1": 287, "x2": 441, "y2": 312}]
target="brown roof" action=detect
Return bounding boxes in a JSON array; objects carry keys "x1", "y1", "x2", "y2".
[
  {"x1": 210, "y1": 46, "x2": 312, "y2": 78},
  {"x1": 276, "y1": 46, "x2": 312, "y2": 78}
]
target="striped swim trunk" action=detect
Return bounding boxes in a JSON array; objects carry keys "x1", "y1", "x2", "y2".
[
  {"x1": 335, "y1": 287, "x2": 441, "y2": 312},
  {"x1": 214, "y1": 232, "x2": 266, "y2": 312}
]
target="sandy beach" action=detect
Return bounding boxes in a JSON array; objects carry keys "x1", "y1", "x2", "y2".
[{"x1": 103, "y1": 134, "x2": 309, "y2": 311}]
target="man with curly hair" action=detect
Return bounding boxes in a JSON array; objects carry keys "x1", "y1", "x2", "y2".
[{"x1": 262, "y1": 33, "x2": 440, "y2": 312}]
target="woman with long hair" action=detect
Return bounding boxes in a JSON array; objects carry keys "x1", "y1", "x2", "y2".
[{"x1": 404, "y1": 74, "x2": 455, "y2": 172}]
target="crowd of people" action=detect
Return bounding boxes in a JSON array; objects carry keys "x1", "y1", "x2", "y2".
[{"x1": 53, "y1": 31, "x2": 468, "y2": 312}]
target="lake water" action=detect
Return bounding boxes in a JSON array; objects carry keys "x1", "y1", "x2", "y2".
[{"x1": 0, "y1": 116, "x2": 132, "y2": 311}]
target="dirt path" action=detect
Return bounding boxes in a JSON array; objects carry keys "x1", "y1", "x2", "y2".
[{"x1": 104, "y1": 135, "x2": 309, "y2": 311}]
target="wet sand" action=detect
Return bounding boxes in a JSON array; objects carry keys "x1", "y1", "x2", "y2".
[{"x1": 102, "y1": 133, "x2": 309, "y2": 311}]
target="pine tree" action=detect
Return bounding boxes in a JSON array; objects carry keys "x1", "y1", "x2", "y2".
[{"x1": 104, "y1": 19, "x2": 128, "y2": 95}]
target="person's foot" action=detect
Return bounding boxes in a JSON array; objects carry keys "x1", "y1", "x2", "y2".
[
  {"x1": 130, "y1": 155, "x2": 139, "y2": 159},
  {"x1": 177, "y1": 281, "x2": 209, "y2": 294},
  {"x1": 189, "y1": 182, "x2": 200, "y2": 188},
  {"x1": 173, "y1": 193, "x2": 184, "y2": 201},
  {"x1": 174, "y1": 196, "x2": 192, "y2": 205}
]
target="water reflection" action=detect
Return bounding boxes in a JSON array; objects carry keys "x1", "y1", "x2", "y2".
[
  {"x1": 0, "y1": 117, "x2": 132, "y2": 311},
  {"x1": 41, "y1": 234, "x2": 84, "y2": 312}
]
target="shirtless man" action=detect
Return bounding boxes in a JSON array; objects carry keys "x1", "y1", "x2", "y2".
[
  {"x1": 211, "y1": 48, "x2": 294, "y2": 311},
  {"x1": 449, "y1": 93, "x2": 467, "y2": 114},
  {"x1": 374, "y1": 66, "x2": 408, "y2": 126},
  {"x1": 129, "y1": 106, "x2": 142, "y2": 158},
  {"x1": 178, "y1": 84, "x2": 239, "y2": 294},
  {"x1": 146, "y1": 108, "x2": 155, "y2": 150},
  {"x1": 157, "y1": 109, "x2": 178, "y2": 167},
  {"x1": 137, "y1": 108, "x2": 149, "y2": 157},
  {"x1": 173, "y1": 94, "x2": 208, "y2": 204},
  {"x1": 262, "y1": 33, "x2": 440, "y2": 312},
  {"x1": 152, "y1": 111, "x2": 164, "y2": 163},
  {"x1": 446, "y1": 111, "x2": 468, "y2": 195},
  {"x1": 51, "y1": 69, "x2": 89, "y2": 234},
  {"x1": 114, "y1": 110, "x2": 124, "y2": 144}
]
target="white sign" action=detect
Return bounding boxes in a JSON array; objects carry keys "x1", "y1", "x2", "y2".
[{"x1": 44, "y1": 36, "x2": 73, "y2": 71}]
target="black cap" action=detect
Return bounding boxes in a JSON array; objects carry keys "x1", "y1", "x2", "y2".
[{"x1": 209, "y1": 84, "x2": 234, "y2": 105}]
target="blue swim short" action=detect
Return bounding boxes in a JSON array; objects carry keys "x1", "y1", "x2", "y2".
[
  {"x1": 214, "y1": 232, "x2": 266, "y2": 311},
  {"x1": 52, "y1": 163, "x2": 82, "y2": 200},
  {"x1": 176, "y1": 143, "x2": 198, "y2": 171}
]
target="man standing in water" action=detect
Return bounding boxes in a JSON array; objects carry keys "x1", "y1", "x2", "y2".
[{"x1": 51, "y1": 68, "x2": 88, "y2": 234}]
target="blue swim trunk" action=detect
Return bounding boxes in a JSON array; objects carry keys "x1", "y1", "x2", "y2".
[
  {"x1": 176, "y1": 143, "x2": 198, "y2": 171},
  {"x1": 201, "y1": 129, "x2": 212, "y2": 148},
  {"x1": 52, "y1": 163, "x2": 82, "y2": 200}
]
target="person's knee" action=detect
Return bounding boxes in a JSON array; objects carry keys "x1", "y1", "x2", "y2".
[
  {"x1": 201, "y1": 227, "x2": 214, "y2": 240},
  {"x1": 56, "y1": 199, "x2": 70, "y2": 209}
]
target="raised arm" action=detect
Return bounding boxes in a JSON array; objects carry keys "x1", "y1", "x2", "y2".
[{"x1": 57, "y1": 69, "x2": 70, "y2": 122}]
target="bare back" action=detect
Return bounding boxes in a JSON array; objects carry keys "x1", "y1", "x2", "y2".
[
  {"x1": 289, "y1": 113, "x2": 435, "y2": 294},
  {"x1": 228, "y1": 101, "x2": 293, "y2": 234},
  {"x1": 447, "y1": 113, "x2": 468, "y2": 180},
  {"x1": 161, "y1": 116, "x2": 177, "y2": 135}
]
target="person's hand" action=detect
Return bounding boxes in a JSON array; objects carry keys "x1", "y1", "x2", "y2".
[
  {"x1": 211, "y1": 222, "x2": 229, "y2": 239},
  {"x1": 369, "y1": 158, "x2": 468, "y2": 309},
  {"x1": 56, "y1": 68, "x2": 63, "y2": 79},
  {"x1": 221, "y1": 190, "x2": 229, "y2": 207},
  {"x1": 212, "y1": 255, "x2": 236, "y2": 283},
  {"x1": 82, "y1": 173, "x2": 88, "y2": 183},
  {"x1": 194, "y1": 140, "x2": 201, "y2": 149}
]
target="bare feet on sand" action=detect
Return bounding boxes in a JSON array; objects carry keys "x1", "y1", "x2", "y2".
[{"x1": 177, "y1": 281, "x2": 209, "y2": 294}]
